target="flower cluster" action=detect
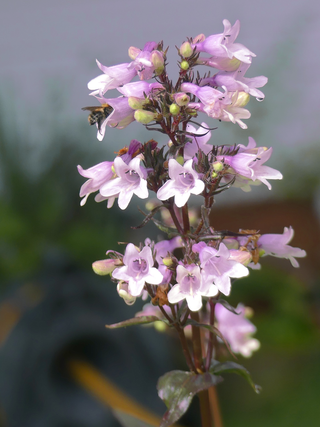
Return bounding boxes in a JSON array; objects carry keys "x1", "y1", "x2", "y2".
[
  {"x1": 83, "y1": 20, "x2": 268, "y2": 141},
  {"x1": 79, "y1": 21, "x2": 306, "y2": 421}
]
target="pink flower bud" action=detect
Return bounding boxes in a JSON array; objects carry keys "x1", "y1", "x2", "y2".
[
  {"x1": 151, "y1": 50, "x2": 164, "y2": 75},
  {"x1": 92, "y1": 259, "x2": 121, "y2": 275},
  {"x1": 128, "y1": 46, "x2": 140, "y2": 60},
  {"x1": 174, "y1": 92, "x2": 190, "y2": 107},
  {"x1": 229, "y1": 249, "x2": 252, "y2": 266}
]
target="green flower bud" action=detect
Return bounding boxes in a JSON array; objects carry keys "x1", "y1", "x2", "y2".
[
  {"x1": 213, "y1": 161, "x2": 224, "y2": 172},
  {"x1": 179, "y1": 41, "x2": 193, "y2": 58},
  {"x1": 128, "y1": 96, "x2": 146, "y2": 110},
  {"x1": 154, "y1": 321, "x2": 167, "y2": 332},
  {"x1": 211, "y1": 171, "x2": 218, "y2": 178},
  {"x1": 169, "y1": 103, "x2": 180, "y2": 116},
  {"x1": 162, "y1": 257, "x2": 173, "y2": 267},
  {"x1": 134, "y1": 109, "x2": 157, "y2": 124},
  {"x1": 180, "y1": 60, "x2": 189, "y2": 71},
  {"x1": 151, "y1": 50, "x2": 165, "y2": 75}
]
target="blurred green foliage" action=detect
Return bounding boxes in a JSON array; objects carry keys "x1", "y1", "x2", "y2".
[{"x1": 0, "y1": 116, "x2": 131, "y2": 286}]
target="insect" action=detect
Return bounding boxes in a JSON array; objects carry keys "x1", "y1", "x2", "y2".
[{"x1": 82, "y1": 103, "x2": 113, "y2": 133}]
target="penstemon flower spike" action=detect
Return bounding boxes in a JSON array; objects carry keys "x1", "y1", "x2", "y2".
[{"x1": 79, "y1": 19, "x2": 306, "y2": 427}]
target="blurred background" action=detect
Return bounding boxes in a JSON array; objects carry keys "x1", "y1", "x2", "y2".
[{"x1": 0, "y1": 0, "x2": 319, "y2": 426}]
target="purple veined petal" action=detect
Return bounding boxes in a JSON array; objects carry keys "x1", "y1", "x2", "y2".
[
  {"x1": 139, "y1": 245, "x2": 154, "y2": 268},
  {"x1": 122, "y1": 243, "x2": 139, "y2": 265},
  {"x1": 100, "y1": 177, "x2": 123, "y2": 197}
]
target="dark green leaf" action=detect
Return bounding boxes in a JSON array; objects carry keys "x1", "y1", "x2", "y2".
[
  {"x1": 157, "y1": 370, "x2": 223, "y2": 427},
  {"x1": 106, "y1": 315, "x2": 162, "y2": 329},
  {"x1": 210, "y1": 361, "x2": 261, "y2": 394}
]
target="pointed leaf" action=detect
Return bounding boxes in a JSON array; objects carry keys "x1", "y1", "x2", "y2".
[
  {"x1": 106, "y1": 315, "x2": 162, "y2": 329},
  {"x1": 157, "y1": 370, "x2": 223, "y2": 427},
  {"x1": 210, "y1": 361, "x2": 261, "y2": 394}
]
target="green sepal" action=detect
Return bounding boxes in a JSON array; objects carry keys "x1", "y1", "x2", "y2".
[
  {"x1": 157, "y1": 370, "x2": 223, "y2": 427},
  {"x1": 210, "y1": 360, "x2": 261, "y2": 394}
]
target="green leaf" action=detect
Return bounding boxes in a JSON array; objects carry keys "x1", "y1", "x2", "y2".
[
  {"x1": 210, "y1": 361, "x2": 261, "y2": 394},
  {"x1": 157, "y1": 370, "x2": 223, "y2": 427},
  {"x1": 106, "y1": 315, "x2": 162, "y2": 329}
]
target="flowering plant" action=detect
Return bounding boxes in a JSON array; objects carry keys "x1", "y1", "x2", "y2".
[{"x1": 78, "y1": 19, "x2": 306, "y2": 427}]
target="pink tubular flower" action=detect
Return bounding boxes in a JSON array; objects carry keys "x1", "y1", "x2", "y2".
[
  {"x1": 181, "y1": 82, "x2": 250, "y2": 129},
  {"x1": 168, "y1": 264, "x2": 218, "y2": 312},
  {"x1": 193, "y1": 242, "x2": 249, "y2": 296},
  {"x1": 193, "y1": 20, "x2": 256, "y2": 70},
  {"x1": 92, "y1": 96, "x2": 135, "y2": 141},
  {"x1": 183, "y1": 122, "x2": 212, "y2": 160},
  {"x1": 128, "y1": 42, "x2": 164, "y2": 80},
  {"x1": 215, "y1": 303, "x2": 260, "y2": 357},
  {"x1": 157, "y1": 159, "x2": 205, "y2": 207},
  {"x1": 218, "y1": 137, "x2": 283, "y2": 191},
  {"x1": 257, "y1": 226, "x2": 307, "y2": 267},
  {"x1": 77, "y1": 161, "x2": 114, "y2": 206},
  {"x1": 117, "y1": 81, "x2": 164, "y2": 98},
  {"x1": 112, "y1": 243, "x2": 163, "y2": 296},
  {"x1": 88, "y1": 61, "x2": 137, "y2": 96},
  {"x1": 206, "y1": 63, "x2": 268, "y2": 100},
  {"x1": 100, "y1": 156, "x2": 148, "y2": 210}
]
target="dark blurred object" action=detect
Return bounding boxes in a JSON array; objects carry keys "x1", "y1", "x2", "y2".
[{"x1": 0, "y1": 258, "x2": 176, "y2": 427}]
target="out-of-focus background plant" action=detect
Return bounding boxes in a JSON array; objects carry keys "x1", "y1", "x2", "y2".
[{"x1": 0, "y1": 1, "x2": 319, "y2": 426}]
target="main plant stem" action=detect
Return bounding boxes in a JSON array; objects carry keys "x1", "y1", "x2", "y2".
[{"x1": 190, "y1": 311, "x2": 212, "y2": 427}]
